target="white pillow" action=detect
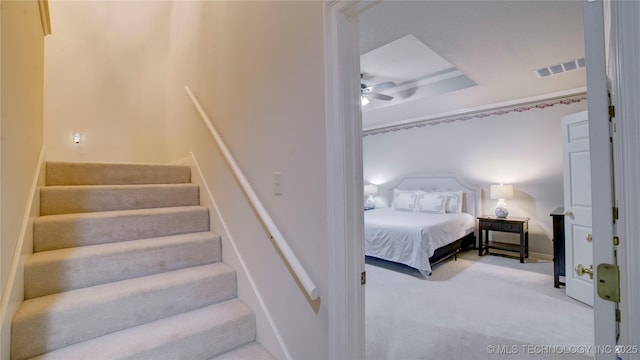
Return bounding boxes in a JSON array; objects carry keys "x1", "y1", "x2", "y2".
[
  {"x1": 443, "y1": 191, "x2": 464, "y2": 214},
  {"x1": 392, "y1": 189, "x2": 418, "y2": 211},
  {"x1": 415, "y1": 192, "x2": 446, "y2": 214}
]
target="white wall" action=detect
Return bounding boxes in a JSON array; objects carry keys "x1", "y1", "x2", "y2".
[
  {"x1": 0, "y1": 1, "x2": 45, "y2": 358},
  {"x1": 363, "y1": 100, "x2": 587, "y2": 256},
  {"x1": 165, "y1": 2, "x2": 328, "y2": 359},
  {"x1": 0, "y1": 0, "x2": 44, "y2": 314},
  {"x1": 43, "y1": 1, "x2": 172, "y2": 163},
  {"x1": 37, "y1": 1, "x2": 330, "y2": 357}
]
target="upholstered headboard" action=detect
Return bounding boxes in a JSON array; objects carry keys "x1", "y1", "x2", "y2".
[{"x1": 389, "y1": 174, "x2": 482, "y2": 219}]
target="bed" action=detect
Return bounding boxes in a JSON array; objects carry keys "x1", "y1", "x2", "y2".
[{"x1": 364, "y1": 175, "x2": 480, "y2": 276}]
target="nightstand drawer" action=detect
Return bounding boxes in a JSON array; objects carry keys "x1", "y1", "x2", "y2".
[
  {"x1": 479, "y1": 221, "x2": 522, "y2": 232},
  {"x1": 500, "y1": 222, "x2": 522, "y2": 232},
  {"x1": 479, "y1": 221, "x2": 499, "y2": 230}
]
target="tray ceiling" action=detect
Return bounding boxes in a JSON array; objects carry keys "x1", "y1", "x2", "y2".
[{"x1": 359, "y1": 1, "x2": 586, "y2": 130}]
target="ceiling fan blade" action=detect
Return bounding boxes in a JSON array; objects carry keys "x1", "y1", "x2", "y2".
[
  {"x1": 367, "y1": 92, "x2": 394, "y2": 101},
  {"x1": 369, "y1": 81, "x2": 396, "y2": 92}
]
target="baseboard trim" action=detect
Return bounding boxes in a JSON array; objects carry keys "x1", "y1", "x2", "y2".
[
  {"x1": 186, "y1": 152, "x2": 290, "y2": 360},
  {"x1": 529, "y1": 252, "x2": 553, "y2": 261},
  {"x1": 167, "y1": 157, "x2": 190, "y2": 166},
  {"x1": 0, "y1": 145, "x2": 46, "y2": 360}
]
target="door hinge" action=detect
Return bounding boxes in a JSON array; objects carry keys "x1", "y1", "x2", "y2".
[
  {"x1": 609, "y1": 105, "x2": 615, "y2": 119},
  {"x1": 616, "y1": 308, "x2": 621, "y2": 322},
  {"x1": 361, "y1": 271, "x2": 366, "y2": 286},
  {"x1": 613, "y1": 206, "x2": 619, "y2": 221},
  {"x1": 613, "y1": 236, "x2": 620, "y2": 246},
  {"x1": 596, "y1": 263, "x2": 620, "y2": 303}
]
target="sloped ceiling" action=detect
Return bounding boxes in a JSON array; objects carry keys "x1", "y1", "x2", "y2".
[{"x1": 359, "y1": 1, "x2": 586, "y2": 130}]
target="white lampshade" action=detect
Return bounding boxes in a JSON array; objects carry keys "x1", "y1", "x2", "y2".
[
  {"x1": 364, "y1": 184, "x2": 378, "y2": 210},
  {"x1": 364, "y1": 184, "x2": 379, "y2": 196},
  {"x1": 490, "y1": 184, "x2": 514, "y2": 200}
]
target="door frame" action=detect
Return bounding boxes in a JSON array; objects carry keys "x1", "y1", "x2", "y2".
[
  {"x1": 324, "y1": 0, "x2": 640, "y2": 358},
  {"x1": 324, "y1": 1, "x2": 365, "y2": 359},
  {"x1": 609, "y1": 0, "x2": 640, "y2": 349},
  {"x1": 583, "y1": 0, "x2": 617, "y2": 353}
]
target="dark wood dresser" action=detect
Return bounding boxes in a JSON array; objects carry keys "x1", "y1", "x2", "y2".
[{"x1": 550, "y1": 207, "x2": 566, "y2": 288}]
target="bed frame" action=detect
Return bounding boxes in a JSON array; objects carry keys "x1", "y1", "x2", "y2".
[{"x1": 387, "y1": 174, "x2": 482, "y2": 268}]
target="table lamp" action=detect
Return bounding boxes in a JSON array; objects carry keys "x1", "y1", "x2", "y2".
[
  {"x1": 364, "y1": 184, "x2": 378, "y2": 210},
  {"x1": 490, "y1": 184, "x2": 513, "y2": 218}
]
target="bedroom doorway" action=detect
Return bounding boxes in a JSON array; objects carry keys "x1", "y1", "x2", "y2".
[{"x1": 324, "y1": 0, "x2": 622, "y2": 358}]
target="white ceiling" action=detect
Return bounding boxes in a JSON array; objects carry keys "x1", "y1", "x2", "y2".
[
  {"x1": 361, "y1": 34, "x2": 478, "y2": 106},
  {"x1": 359, "y1": 1, "x2": 586, "y2": 130}
]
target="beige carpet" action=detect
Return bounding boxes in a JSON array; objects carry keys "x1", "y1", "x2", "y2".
[
  {"x1": 12, "y1": 161, "x2": 273, "y2": 360},
  {"x1": 365, "y1": 251, "x2": 594, "y2": 360}
]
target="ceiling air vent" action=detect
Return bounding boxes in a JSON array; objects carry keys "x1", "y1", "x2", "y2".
[{"x1": 535, "y1": 57, "x2": 585, "y2": 78}]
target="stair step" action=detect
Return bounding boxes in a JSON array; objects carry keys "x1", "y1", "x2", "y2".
[
  {"x1": 25, "y1": 232, "x2": 221, "y2": 299},
  {"x1": 18, "y1": 161, "x2": 261, "y2": 360},
  {"x1": 40, "y1": 184, "x2": 200, "y2": 215},
  {"x1": 33, "y1": 206, "x2": 210, "y2": 252},
  {"x1": 210, "y1": 342, "x2": 274, "y2": 360},
  {"x1": 28, "y1": 299, "x2": 255, "y2": 360},
  {"x1": 46, "y1": 161, "x2": 191, "y2": 186},
  {"x1": 12, "y1": 263, "x2": 237, "y2": 360}
]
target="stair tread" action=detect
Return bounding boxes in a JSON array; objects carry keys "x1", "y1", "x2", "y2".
[
  {"x1": 34, "y1": 206, "x2": 210, "y2": 252},
  {"x1": 29, "y1": 299, "x2": 254, "y2": 360},
  {"x1": 25, "y1": 231, "x2": 222, "y2": 299},
  {"x1": 35, "y1": 205, "x2": 209, "y2": 223},
  {"x1": 210, "y1": 342, "x2": 274, "y2": 360},
  {"x1": 16, "y1": 161, "x2": 258, "y2": 360},
  {"x1": 12, "y1": 263, "x2": 238, "y2": 359},
  {"x1": 46, "y1": 161, "x2": 191, "y2": 186},
  {"x1": 41, "y1": 183, "x2": 199, "y2": 190},
  {"x1": 40, "y1": 183, "x2": 200, "y2": 215},
  {"x1": 15, "y1": 262, "x2": 234, "y2": 319}
]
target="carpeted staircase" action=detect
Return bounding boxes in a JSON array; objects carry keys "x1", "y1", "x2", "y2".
[{"x1": 11, "y1": 161, "x2": 274, "y2": 360}]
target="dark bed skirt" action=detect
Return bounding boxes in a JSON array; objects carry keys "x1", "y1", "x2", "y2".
[
  {"x1": 365, "y1": 232, "x2": 477, "y2": 276},
  {"x1": 429, "y1": 232, "x2": 476, "y2": 267}
]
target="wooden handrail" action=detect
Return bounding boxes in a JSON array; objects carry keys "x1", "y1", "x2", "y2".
[
  {"x1": 37, "y1": 0, "x2": 52, "y2": 35},
  {"x1": 185, "y1": 86, "x2": 319, "y2": 301}
]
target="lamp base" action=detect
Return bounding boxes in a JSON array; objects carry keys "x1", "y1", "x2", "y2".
[
  {"x1": 495, "y1": 206, "x2": 509, "y2": 218},
  {"x1": 365, "y1": 196, "x2": 376, "y2": 210}
]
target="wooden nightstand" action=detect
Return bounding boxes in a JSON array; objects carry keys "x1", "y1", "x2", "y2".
[{"x1": 478, "y1": 215, "x2": 530, "y2": 263}]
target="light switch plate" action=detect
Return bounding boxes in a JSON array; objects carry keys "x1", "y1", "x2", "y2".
[{"x1": 274, "y1": 172, "x2": 282, "y2": 195}]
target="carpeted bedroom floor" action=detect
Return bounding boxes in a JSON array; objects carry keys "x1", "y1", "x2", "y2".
[{"x1": 365, "y1": 251, "x2": 594, "y2": 360}]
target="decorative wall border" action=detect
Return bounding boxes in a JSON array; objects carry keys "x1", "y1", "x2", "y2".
[{"x1": 363, "y1": 93, "x2": 587, "y2": 137}]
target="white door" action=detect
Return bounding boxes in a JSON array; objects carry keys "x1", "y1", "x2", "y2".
[
  {"x1": 583, "y1": 0, "x2": 618, "y2": 354},
  {"x1": 562, "y1": 111, "x2": 593, "y2": 306}
]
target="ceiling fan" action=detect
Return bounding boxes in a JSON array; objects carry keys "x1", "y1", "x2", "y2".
[{"x1": 361, "y1": 74, "x2": 396, "y2": 105}]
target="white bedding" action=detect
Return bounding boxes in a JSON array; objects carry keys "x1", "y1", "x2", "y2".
[{"x1": 364, "y1": 207, "x2": 475, "y2": 275}]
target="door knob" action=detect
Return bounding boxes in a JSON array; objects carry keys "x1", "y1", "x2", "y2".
[
  {"x1": 575, "y1": 264, "x2": 593, "y2": 279},
  {"x1": 564, "y1": 210, "x2": 574, "y2": 217},
  {"x1": 586, "y1": 233, "x2": 593, "y2": 242}
]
